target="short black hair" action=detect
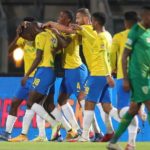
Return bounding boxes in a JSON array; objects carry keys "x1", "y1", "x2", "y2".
[
  {"x1": 23, "y1": 17, "x2": 36, "y2": 22},
  {"x1": 76, "y1": 8, "x2": 91, "y2": 18},
  {"x1": 124, "y1": 11, "x2": 138, "y2": 23},
  {"x1": 62, "y1": 10, "x2": 74, "y2": 22},
  {"x1": 92, "y1": 12, "x2": 106, "y2": 26}
]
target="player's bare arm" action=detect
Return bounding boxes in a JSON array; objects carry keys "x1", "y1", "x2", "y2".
[
  {"x1": 51, "y1": 28, "x2": 72, "y2": 50},
  {"x1": 42, "y1": 21, "x2": 75, "y2": 34},
  {"x1": 21, "y1": 50, "x2": 43, "y2": 86},
  {"x1": 122, "y1": 48, "x2": 131, "y2": 91}
]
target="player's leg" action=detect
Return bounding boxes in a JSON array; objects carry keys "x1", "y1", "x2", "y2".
[
  {"x1": 9, "y1": 68, "x2": 58, "y2": 142},
  {"x1": 101, "y1": 85, "x2": 120, "y2": 122},
  {"x1": 96, "y1": 85, "x2": 116, "y2": 142},
  {"x1": 97, "y1": 103, "x2": 114, "y2": 136},
  {"x1": 79, "y1": 76, "x2": 107, "y2": 141},
  {"x1": 98, "y1": 85, "x2": 120, "y2": 142},
  {"x1": 117, "y1": 79, "x2": 138, "y2": 149},
  {"x1": 107, "y1": 102, "x2": 141, "y2": 150},
  {"x1": 57, "y1": 80, "x2": 78, "y2": 140},
  {"x1": 0, "y1": 78, "x2": 33, "y2": 141},
  {"x1": 42, "y1": 82, "x2": 75, "y2": 140},
  {"x1": 59, "y1": 70, "x2": 81, "y2": 132},
  {"x1": 91, "y1": 114, "x2": 104, "y2": 142},
  {"x1": 144, "y1": 100, "x2": 150, "y2": 124}
]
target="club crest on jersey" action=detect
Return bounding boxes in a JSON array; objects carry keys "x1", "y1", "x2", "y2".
[
  {"x1": 26, "y1": 41, "x2": 34, "y2": 46},
  {"x1": 51, "y1": 38, "x2": 57, "y2": 48},
  {"x1": 142, "y1": 86, "x2": 149, "y2": 95}
]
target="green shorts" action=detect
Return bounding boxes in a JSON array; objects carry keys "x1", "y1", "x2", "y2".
[{"x1": 130, "y1": 77, "x2": 150, "y2": 103}]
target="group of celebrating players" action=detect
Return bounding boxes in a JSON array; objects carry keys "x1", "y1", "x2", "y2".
[{"x1": 0, "y1": 6, "x2": 150, "y2": 150}]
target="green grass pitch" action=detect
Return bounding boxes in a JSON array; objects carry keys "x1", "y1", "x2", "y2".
[{"x1": 0, "y1": 142, "x2": 150, "y2": 150}]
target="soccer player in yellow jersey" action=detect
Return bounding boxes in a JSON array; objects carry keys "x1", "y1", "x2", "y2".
[
  {"x1": 55, "y1": 10, "x2": 88, "y2": 138},
  {"x1": 41, "y1": 11, "x2": 85, "y2": 139},
  {"x1": 9, "y1": 21, "x2": 76, "y2": 142},
  {"x1": 71, "y1": 8, "x2": 115, "y2": 141},
  {"x1": 109, "y1": 12, "x2": 139, "y2": 150},
  {"x1": 91, "y1": 12, "x2": 121, "y2": 142},
  {"x1": 0, "y1": 17, "x2": 47, "y2": 142}
]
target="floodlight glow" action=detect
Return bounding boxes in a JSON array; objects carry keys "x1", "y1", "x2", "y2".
[{"x1": 13, "y1": 47, "x2": 24, "y2": 61}]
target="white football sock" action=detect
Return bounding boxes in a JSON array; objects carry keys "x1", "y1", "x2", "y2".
[
  {"x1": 119, "y1": 107, "x2": 138, "y2": 146},
  {"x1": 22, "y1": 109, "x2": 35, "y2": 135},
  {"x1": 82, "y1": 110, "x2": 94, "y2": 139},
  {"x1": 80, "y1": 100, "x2": 85, "y2": 112},
  {"x1": 109, "y1": 107, "x2": 120, "y2": 122},
  {"x1": 92, "y1": 114, "x2": 101, "y2": 133},
  {"x1": 51, "y1": 107, "x2": 71, "y2": 131},
  {"x1": 5, "y1": 115, "x2": 17, "y2": 133},
  {"x1": 61, "y1": 102, "x2": 80, "y2": 130},
  {"x1": 31, "y1": 103, "x2": 57, "y2": 127},
  {"x1": 36, "y1": 115, "x2": 46, "y2": 137},
  {"x1": 128, "y1": 116, "x2": 138, "y2": 146},
  {"x1": 97, "y1": 103, "x2": 114, "y2": 134}
]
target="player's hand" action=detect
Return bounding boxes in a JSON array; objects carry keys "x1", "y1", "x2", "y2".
[
  {"x1": 21, "y1": 76, "x2": 28, "y2": 86},
  {"x1": 51, "y1": 28, "x2": 60, "y2": 35},
  {"x1": 70, "y1": 24, "x2": 82, "y2": 30},
  {"x1": 107, "y1": 75, "x2": 115, "y2": 87},
  {"x1": 123, "y1": 78, "x2": 130, "y2": 91},
  {"x1": 42, "y1": 21, "x2": 51, "y2": 28},
  {"x1": 16, "y1": 24, "x2": 23, "y2": 36}
]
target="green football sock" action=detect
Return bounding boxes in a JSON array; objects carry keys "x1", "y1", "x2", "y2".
[
  {"x1": 148, "y1": 111, "x2": 150, "y2": 125},
  {"x1": 110, "y1": 112, "x2": 134, "y2": 143}
]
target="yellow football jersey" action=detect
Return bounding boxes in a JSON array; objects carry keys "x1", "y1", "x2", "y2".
[
  {"x1": 16, "y1": 37, "x2": 36, "y2": 77},
  {"x1": 111, "y1": 29, "x2": 129, "y2": 79},
  {"x1": 78, "y1": 25, "x2": 111, "y2": 76},
  {"x1": 62, "y1": 34, "x2": 82, "y2": 69},
  {"x1": 35, "y1": 29, "x2": 57, "y2": 67},
  {"x1": 98, "y1": 31, "x2": 112, "y2": 70}
]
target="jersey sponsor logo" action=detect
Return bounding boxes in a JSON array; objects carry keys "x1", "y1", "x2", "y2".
[
  {"x1": 32, "y1": 78, "x2": 40, "y2": 88},
  {"x1": 100, "y1": 44, "x2": 105, "y2": 49},
  {"x1": 51, "y1": 38, "x2": 57, "y2": 48},
  {"x1": 26, "y1": 41, "x2": 34, "y2": 46},
  {"x1": 126, "y1": 38, "x2": 133, "y2": 45},
  {"x1": 142, "y1": 86, "x2": 149, "y2": 95}
]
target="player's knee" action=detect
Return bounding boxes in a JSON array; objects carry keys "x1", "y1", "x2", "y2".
[
  {"x1": 58, "y1": 99, "x2": 67, "y2": 106},
  {"x1": 11, "y1": 99, "x2": 22, "y2": 109},
  {"x1": 78, "y1": 92, "x2": 85, "y2": 101},
  {"x1": 102, "y1": 103, "x2": 112, "y2": 114},
  {"x1": 128, "y1": 108, "x2": 139, "y2": 116},
  {"x1": 85, "y1": 101, "x2": 95, "y2": 110},
  {"x1": 27, "y1": 101, "x2": 34, "y2": 109}
]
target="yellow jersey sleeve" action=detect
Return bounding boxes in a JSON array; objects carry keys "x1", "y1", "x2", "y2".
[
  {"x1": 16, "y1": 37, "x2": 25, "y2": 48},
  {"x1": 35, "y1": 34, "x2": 46, "y2": 51},
  {"x1": 80, "y1": 26, "x2": 96, "y2": 41},
  {"x1": 35, "y1": 30, "x2": 56, "y2": 67},
  {"x1": 110, "y1": 34, "x2": 120, "y2": 71},
  {"x1": 100, "y1": 36, "x2": 111, "y2": 75}
]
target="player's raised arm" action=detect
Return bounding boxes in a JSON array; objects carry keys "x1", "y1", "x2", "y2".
[
  {"x1": 8, "y1": 24, "x2": 23, "y2": 54},
  {"x1": 122, "y1": 48, "x2": 131, "y2": 91},
  {"x1": 51, "y1": 28, "x2": 72, "y2": 50},
  {"x1": 42, "y1": 21, "x2": 75, "y2": 34}
]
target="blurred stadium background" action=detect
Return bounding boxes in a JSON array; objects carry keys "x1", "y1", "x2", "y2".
[{"x1": 0, "y1": 0, "x2": 150, "y2": 75}]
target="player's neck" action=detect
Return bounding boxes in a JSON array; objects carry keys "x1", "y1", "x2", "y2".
[
  {"x1": 140, "y1": 21, "x2": 149, "y2": 29},
  {"x1": 84, "y1": 18, "x2": 92, "y2": 25},
  {"x1": 96, "y1": 26, "x2": 105, "y2": 33}
]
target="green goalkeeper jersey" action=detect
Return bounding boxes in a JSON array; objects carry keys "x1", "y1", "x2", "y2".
[{"x1": 125, "y1": 23, "x2": 150, "y2": 79}]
